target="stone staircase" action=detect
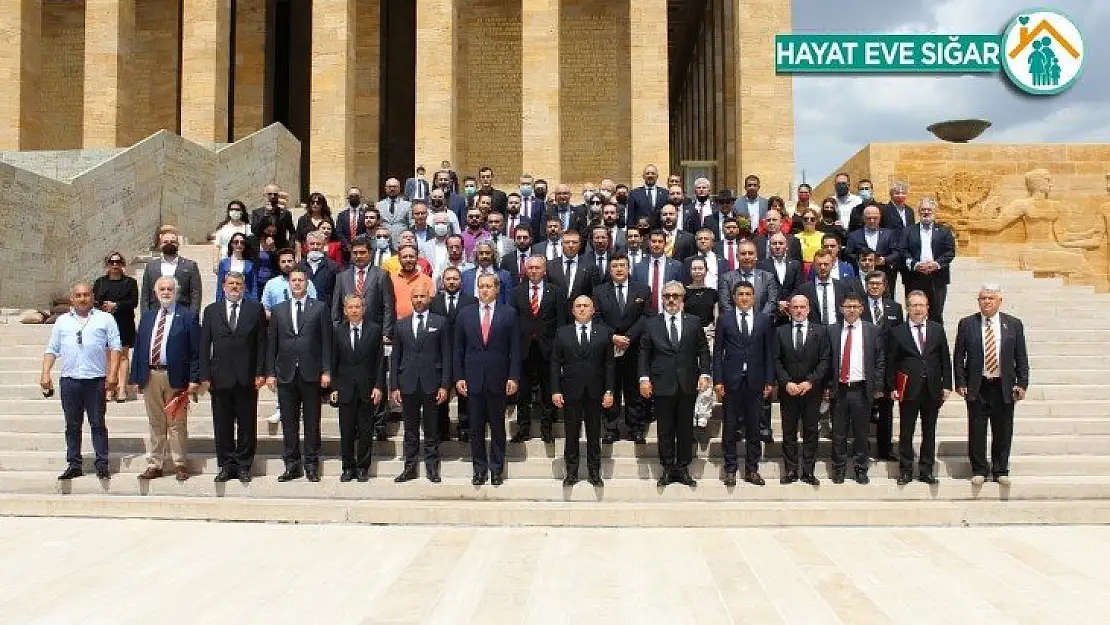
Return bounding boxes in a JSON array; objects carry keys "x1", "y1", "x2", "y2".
[{"x1": 1, "y1": 246, "x2": 1109, "y2": 526}]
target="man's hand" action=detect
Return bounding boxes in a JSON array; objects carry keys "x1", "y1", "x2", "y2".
[
  {"x1": 763, "y1": 384, "x2": 774, "y2": 399},
  {"x1": 101, "y1": 301, "x2": 117, "y2": 313},
  {"x1": 639, "y1": 380, "x2": 653, "y2": 398},
  {"x1": 319, "y1": 374, "x2": 331, "y2": 388},
  {"x1": 602, "y1": 392, "x2": 613, "y2": 409},
  {"x1": 390, "y1": 389, "x2": 402, "y2": 406},
  {"x1": 506, "y1": 379, "x2": 518, "y2": 396},
  {"x1": 785, "y1": 381, "x2": 799, "y2": 396},
  {"x1": 552, "y1": 393, "x2": 565, "y2": 409},
  {"x1": 798, "y1": 381, "x2": 813, "y2": 395},
  {"x1": 456, "y1": 380, "x2": 468, "y2": 397},
  {"x1": 371, "y1": 388, "x2": 383, "y2": 405},
  {"x1": 435, "y1": 388, "x2": 448, "y2": 405},
  {"x1": 254, "y1": 376, "x2": 266, "y2": 390},
  {"x1": 956, "y1": 386, "x2": 967, "y2": 397},
  {"x1": 266, "y1": 376, "x2": 277, "y2": 392},
  {"x1": 890, "y1": 390, "x2": 901, "y2": 402},
  {"x1": 612, "y1": 335, "x2": 630, "y2": 350},
  {"x1": 1013, "y1": 386, "x2": 1026, "y2": 401},
  {"x1": 714, "y1": 384, "x2": 726, "y2": 401},
  {"x1": 39, "y1": 373, "x2": 53, "y2": 392}
]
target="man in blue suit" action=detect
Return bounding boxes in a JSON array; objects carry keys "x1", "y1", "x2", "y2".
[
  {"x1": 900, "y1": 198, "x2": 956, "y2": 322},
  {"x1": 628, "y1": 165, "x2": 670, "y2": 223},
  {"x1": 131, "y1": 276, "x2": 201, "y2": 482},
  {"x1": 461, "y1": 241, "x2": 513, "y2": 304},
  {"x1": 454, "y1": 273, "x2": 521, "y2": 486},
  {"x1": 805, "y1": 233, "x2": 857, "y2": 283},
  {"x1": 845, "y1": 204, "x2": 902, "y2": 296},
  {"x1": 631, "y1": 230, "x2": 683, "y2": 313},
  {"x1": 713, "y1": 281, "x2": 776, "y2": 487}
]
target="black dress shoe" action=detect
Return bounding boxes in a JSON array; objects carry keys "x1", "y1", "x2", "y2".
[
  {"x1": 472, "y1": 472, "x2": 488, "y2": 486},
  {"x1": 510, "y1": 430, "x2": 532, "y2": 443},
  {"x1": 237, "y1": 469, "x2": 252, "y2": 483},
  {"x1": 340, "y1": 470, "x2": 356, "y2": 482},
  {"x1": 800, "y1": 474, "x2": 821, "y2": 486},
  {"x1": 278, "y1": 466, "x2": 303, "y2": 482},
  {"x1": 214, "y1": 467, "x2": 235, "y2": 483},
  {"x1": 896, "y1": 474, "x2": 913, "y2": 486},
  {"x1": 760, "y1": 429, "x2": 774, "y2": 444},
  {"x1": 356, "y1": 468, "x2": 370, "y2": 482},
  {"x1": 305, "y1": 467, "x2": 321, "y2": 482},
  {"x1": 563, "y1": 474, "x2": 579, "y2": 487},
  {"x1": 632, "y1": 432, "x2": 647, "y2": 445},
  {"x1": 676, "y1": 470, "x2": 697, "y2": 487},
  {"x1": 875, "y1": 453, "x2": 899, "y2": 462},
  {"x1": 723, "y1": 471, "x2": 737, "y2": 487},
  {"x1": 95, "y1": 467, "x2": 111, "y2": 480},
  {"x1": 491, "y1": 472, "x2": 504, "y2": 486},
  {"x1": 587, "y1": 471, "x2": 603, "y2": 487},
  {"x1": 831, "y1": 472, "x2": 846, "y2": 484},
  {"x1": 917, "y1": 474, "x2": 938, "y2": 485},
  {"x1": 657, "y1": 474, "x2": 670, "y2": 487},
  {"x1": 744, "y1": 471, "x2": 766, "y2": 486},
  {"x1": 394, "y1": 467, "x2": 418, "y2": 483},
  {"x1": 854, "y1": 471, "x2": 870, "y2": 485},
  {"x1": 58, "y1": 466, "x2": 83, "y2": 480},
  {"x1": 427, "y1": 468, "x2": 441, "y2": 483},
  {"x1": 780, "y1": 472, "x2": 799, "y2": 484}
]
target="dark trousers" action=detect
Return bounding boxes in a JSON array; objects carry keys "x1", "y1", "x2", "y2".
[
  {"x1": 832, "y1": 384, "x2": 872, "y2": 473},
  {"x1": 439, "y1": 394, "x2": 468, "y2": 437},
  {"x1": 60, "y1": 377, "x2": 109, "y2": 470},
  {"x1": 402, "y1": 388, "x2": 440, "y2": 471},
  {"x1": 337, "y1": 395, "x2": 373, "y2": 471},
  {"x1": 906, "y1": 274, "x2": 947, "y2": 323},
  {"x1": 874, "y1": 397, "x2": 895, "y2": 457},
  {"x1": 604, "y1": 348, "x2": 643, "y2": 436},
  {"x1": 655, "y1": 392, "x2": 695, "y2": 472},
  {"x1": 515, "y1": 348, "x2": 552, "y2": 432},
  {"x1": 563, "y1": 394, "x2": 602, "y2": 474},
  {"x1": 899, "y1": 394, "x2": 940, "y2": 476},
  {"x1": 722, "y1": 382, "x2": 763, "y2": 473},
  {"x1": 371, "y1": 353, "x2": 390, "y2": 435},
  {"x1": 277, "y1": 372, "x2": 322, "y2": 468},
  {"x1": 759, "y1": 398, "x2": 773, "y2": 438},
  {"x1": 210, "y1": 385, "x2": 258, "y2": 470},
  {"x1": 779, "y1": 389, "x2": 820, "y2": 476},
  {"x1": 468, "y1": 390, "x2": 508, "y2": 475},
  {"x1": 968, "y1": 378, "x2": 1015, "y2": 477}
]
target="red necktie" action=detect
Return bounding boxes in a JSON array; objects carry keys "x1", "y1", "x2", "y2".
[
  {"x1": 651, "y1": 258, "x2": 661, "y2": 310},
  {"x1": 481, "y1": 305, "x2": 492, "y2": 345},
  {"x1": 519, "y1": 253, "x2": 526, "y2": 280},
  {"x1": 915, "y1": 323, "x2": 926, "y2": 353},
  {"x1": 530, "y1": 284, "x2": 540, "y2": 316},
  {"x1": 839, "y1": 324, "x2": 853, "y2": 383},
  {"x1": 355, "y1": 269, "x2": 366, "y2": 297},
  {"x1": 727, "y1": 241, "x2": 736, "y2": 270},
  {"x1": 509, "y1": 216, "x2": 516, "y2": 233},
  {"x1": 350, "y1": 210, "x2": 358, "y2": 239}
]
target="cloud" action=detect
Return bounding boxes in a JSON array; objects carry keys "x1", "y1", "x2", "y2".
[{"x1": 988, "y1": 102, "x2": 1110, "y2": 143}]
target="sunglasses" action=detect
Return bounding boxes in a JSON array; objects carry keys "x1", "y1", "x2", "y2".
[
  {"x1": 375, "y1": 235, "x2": 390, "y2": 240},
  {"x1": 107, "y1": 259, "x2": 124, "y2": 265},
  {"x1": 662, "y1": 293, "x2": 683, "y2": 299},
  {"x1": 590, "y1": 200, "x2": 603, "y2": 205}
]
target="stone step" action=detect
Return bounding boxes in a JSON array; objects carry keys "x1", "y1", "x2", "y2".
[
  {"x1": 5, "y1": 451, "x2": 1109, "y2": 479},
  {"x1": 2, "y1": 431, "x2": 1108, "y2": 457}
]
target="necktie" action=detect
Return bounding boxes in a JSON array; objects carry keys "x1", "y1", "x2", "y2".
[
  {"x1": 417, "y1": 313, "x2": 426, "y2": 337},
  {"x1": 294, "y1": 300, "x2": 303, "y2": 334},
  {"x1": 352, "y1": 325, "x2": 359, "y2": 350},
  {"x1": 151, "y1": 308, "x2": 167, "y2": 365},
  {"x1": 229, "y1": 302, "x2": 238, "y2": 331},
  {"x1": 839, "y1": 324, "x2": 853, "y2": 383},
  {"x1": 669, "y1": 314, "x2": 679, "y2": 345},
  {"x1": 530, "y1": 284, "x2": 540, "y2": 316},
  {"x1": 349, "y1": 210, "x2": 358, "y2": 239},
  {"x1": 447, "y1": 294, "x2": 455, "y2": 316},
  {"x1": 565, "y1": 258, "x2": 574, "y2": 281},
  {"x1": 915, "y1": 323, "x2": 926, "y2": 353},
  {"x1": 356, "y1": 269, "x2": 366, "y2": 297},
  {"x1": 389, "y1": 197, "x2": 396, "y2": 215},
  {"x1": 819, "y1": 282, "x2": 829, "y2": 324},
  {"x1": 616, "y1": 283, "x2": 626, "y2": 311},
  {"x1": 795, "y1": 323, "x2": 804, "y2": 351},
  {"x1": 984, "y1": 318, "x2": 999, "y2": 376},
  {"x1": 727, "y1": 241, "x2": 736, "y2": 270},
  {"x1": 873, "y1": 300, "x2": 882, "y2": 325},
  {"x1": 580, "y1": 324, "x2": 588, "y2": 347},
  {"x1": 481, "y1": 305, "x2": 492, "y2": 345},
  {"x1": 740, "y1": 311, "x2": 749, "y2": 338},
  {"x1": 651, "y1": 258, "x2": 661, "y2": 310},
  {"x1": 509, "y1": 216, "x2": 516, "y2": 232},
  {"x1": 519, "y1": 253, "x2": 526, "y2": 280}
]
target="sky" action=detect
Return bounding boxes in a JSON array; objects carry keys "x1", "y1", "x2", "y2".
[{"x1": 792, "y1": 0, "x2": 1110, "y2": 188}]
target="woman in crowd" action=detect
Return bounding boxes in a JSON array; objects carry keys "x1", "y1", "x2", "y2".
[
  {"x1": 315, "y1": 220, "x2": 347, "y2": 266},
  {"x1": 295, "y1": 192, "x2": 332, "y2": 247},
  {"x1": 684, "y1": 256, "x2": 718, "y2": 432},
  {"x1": 817, "y1": 196, "x2": 848, "y2": 245},
  {"x1": 757, "y1": 196, "x2": 791, "y2": 235},
  {"x1": 254, "y1": 231, "x2": 277, "y2": 295},
  {"x1": 795, "y1": 207, "x2": 825, "y2": 275},
  {"x1": 215, "y1": 232, "x2": 258, "y2": 302},
  {"x1": 92, "y1": 252, "x2": 138, "y2": 402},
  {"x1": 213, "y1": 200, "x2": 251, "y2": 265}
]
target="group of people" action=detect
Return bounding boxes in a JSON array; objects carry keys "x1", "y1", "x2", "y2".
[{"x1": 39, "y1": 164, "x2": 1030, "y2": 490}]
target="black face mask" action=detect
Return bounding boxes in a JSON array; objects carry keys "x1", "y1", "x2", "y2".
[
  {"x1": 161, "y1": 243, "x2": 179, "y2": 256},
  {"x1": 348, "y1": 196, "x2": 361, "y2": 207},
  {"x1": 616, "y1": 194, "x2": 628, "y2": 204},
  {"x1": 534, "y1": 189, "x2": 547, "y2": 199},
  {"x1": 431, "y1": 199, "x2": 444, "y2": 208}
]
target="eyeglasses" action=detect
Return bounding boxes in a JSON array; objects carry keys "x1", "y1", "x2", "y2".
[
  {"x1": 107, "y1": 259, "x2": 124, "y2": 265},
  {"x1": 590, "y1": 201, "x2": 603, "y2": 205},
  {"x1": 662, "y1": 293, "x2": 683, "y2": 299}
]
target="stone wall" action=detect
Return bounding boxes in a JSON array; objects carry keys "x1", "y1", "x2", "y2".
[
  {"x1": 39, "y1": 0, "x2": 85, "y2": 150},
  {"x1": 0, "y1": 124, "x2": 300, "y2": 307}
]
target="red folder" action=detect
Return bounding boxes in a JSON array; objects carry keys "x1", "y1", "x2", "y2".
[
  {"x1": 163, "y1": 391, "x2": 190, "y2": 421},
  {"x1": 894, "y1": 371, "x2": 909, "y2": 399}
]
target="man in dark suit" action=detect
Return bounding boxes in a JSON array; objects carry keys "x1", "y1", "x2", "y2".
[
  {"x1": 391, "y1": 282, "x2": 452, "y2": 483},
  {"x1": 331, "y1": 236, "x2": 395, "y2": 334},
  {"x1": 250, "y1": 184, "x2": 297, "y2": 251},
  {"x1": 758, "y1": 232, "x2": 803, "y2": 323},
  {"x1": 582, "y1": 225, "x2": 615, "y2": 282},
  {"x1": 510, "y1": 256, "x2": 566, "y2": 442},
  {"x1": 632, "y1": 230, "x2": 683, "y2": 313},
  {"x1": 826, "y1": 293, "x2": 886, "y2": 484},
  {"x1": 717, "y1": 240, "x2": 778, "y2": 319},
  {"x1": 639, "y1": 281, "x2": 712, "y2": 487},
  {"x1": 298, "y1": 231, "x2": 340, "y2": 306},
  {"x1": 881, "y1": 182, "x2": 916, "y2": 232},
  {"x1": 737, "y1": 174, "x2": 770, "y2": 231},
  {"x1": 477, "y1": 166, "x2": 508, "y2": 215},
  {"x1": 753, "y1": 208, "x2": 803, "y2": 263},
  {"x1": 404, "y1": 166, "x2": 430, "y2": 201},
  {"x1": 552, "y1": 296, "x2": 616, "y2": 487},
  {"x1": 335, "y1": 187, "x2": 368, "y2": 247},
  {"x1": 804, "y1": 234, "x2": 857, "y2": 282},
  {"x1": 140, "y1": 229, "x2": 203, "y2": 312},
  {"x1": 429, "y1": 267, "x2": 477, "y2": 441},
  {"x1": 713, "y1": 282, "x2": 776, "y2": 486},
  {"x1": 702, "y1": 190, "x2": 737, "y2": 242},
  {"x1": 776, "y1": 295, "x2": 831, "y2": 485},
  {"x1": 462, "y1": 242, "x2": 514, "y2": 305},
  {"x1": 901, "y1": 198, "x2": 956, "y2": 322},
  {"x1": 593, "y1": 254, "x2": 652, "y2": 443},
  {"x1": 659, "y1": 203, "x2": 696, "y2": 262},
  {"x1": 546, "y1": 230, "x2": 598, "y2": 310},
  {"x1": 628, "y1": 165, "x2": 669, "y2": 223},
  {"x1": 860, "y1": 270, "x2": 904, "y2": 462},
  {"x1": 502, "y1": 193, "x2": 533, "y2": 241},
  {"x1": 888, "y1": 290, "x2": 952, "y2": 485},
  {"x1": 798, "y1": 250, "x2": 855, "y2": 325},
  {"x1": 454, "y1": 273, "x2": 522, "y2": 486},
  {"x1": 532, "y1": 215, "x2": 564, "y2": 263},
  {"x1": 131, "y1": 276, "x2": 202, "y2": 482},
  {"x1": 845, "y1": 204, "x2": 902, "y2": 294},
  {"x1": 547, "y1": 184, "x2": 587, "y2": 234},
  {"x1": 199, "y1": 273, "x2": 265, "y2": 483},
  {"x1": 265, "y1": 269, "x2": 333, "y2": 482},
  {"x1": 954, "y1": 284, "x2": 1029, "y2": 486},
  {"x1": 499, "y1": 224, "x2": 534, "y2": 285},
  {"x1": 329, "y1": 295, "x2": 384, "y2": 482}
]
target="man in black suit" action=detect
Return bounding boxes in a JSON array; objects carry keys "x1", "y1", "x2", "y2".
[
  {"x1": 826, "y1": 293, "x2": 886, "y2": 484},
  {"x1": 331, "y1": 236, "x2": 395, "y2": 335},
  {"x1": 639, "y1": 281, "x2": 712, "y2": 487},
  {"x1": 753, "y1": 208, "x2": 803, "y2": 263},
  {"x1": 265, "y1": 269, "x2": 333, "y2": 482},
  {"x1": 335, "y1": 187, "x2": 369, "y2": 248},
  {"x1": 552, "y1": 296, "x2": 616, "y2": 487},
  {"x1": 631, "y1": 230, "x2": 684, "y2": 313},
  {"x1": 593, "y1": 254, "x2": 652, "y2": 443},
  {"x1": 583, "y1": 225, "x2": 614, "y2": 282},
  {"x1": 659, "y1": 202, "x2": 696, "y2": 262},
  {"x1": 888, "y1": 290, "x2": 952, "y2": 485},
  {"x1": 954, "y1": 284, "x2": 1029, "y2": 486},
  {"x1": 391, "y1": 282, "x2": 451, "y2": 483},
  {"x1": 140, "y1": 229, "x2": 203, "y2": 312},
  {"x1": 510, "y1": 256, "x2": 566, "y2": 443},
  {"x1": 250, "y1": 184, "x2": 297, "y2": 251},
  {"x1": 477, "y1": 166, "x2": 509, "y2": 215},
  {"x1": 546, "y1": 230, "x2": 598, "y2": 311},
  {"x1": 776, "y1": 295, "x2": 831, "y2": 485},
  {"x1": 797, "y1": 250, "x2": 854, "y2": 325},
  {"x1": 329, "y1": 295, "x2": 384, "y2": 482},
  {"x1": 758, "y1": 232, "x2": 803, "y2": 323},
  {"x1": 713, "y1": 282, "x2": 776, "y2": 486},
  {"x1": 900, "y1": 198, "x2": 955, "y2": 322},
  {"x1": 298, "y1": 231, "x2": 340, "y2": 306},
  {"x1": 454, "y1": 273, "x2": 522, "y2": 486},
  {"x1": 628, "y1": 164, "x2": 669, "y2": 223},
  {"x1": 500, "y1": 225, "x2": 534, "y2": 285},
  {"x1": 199, "y1": 273, "x2": 266, "y2": 483},
  {"x1": 881, "y1": 182, "x2": 916, "y2": 232},
  {"x1": 702, "y1": 190, "x2": 737, "y2": 242},
  {"x1": 547, "y1": 184, "x2": 587, "y2": 235},
  {"x1": 860, "y1": 270, "x2": 904, "y2": 462},
  {"x1": 429, "y1": 267, "x2": 477, "y2": 441}
]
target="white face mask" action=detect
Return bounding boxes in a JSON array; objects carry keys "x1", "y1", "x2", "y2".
[
  {"x1": 229, "y1": 210, "x2": 243, "y2": 221},
  {"x1": 433, "y1": 223, "x2": 450, "y2": 237},
  {"x1": 307, "y1": 250, "x2": 325, "y2": 262}
]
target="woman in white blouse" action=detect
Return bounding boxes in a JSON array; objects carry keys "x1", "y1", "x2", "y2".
[{"x1": 212, "y1": 200, "x2": 252, "y2": 266}]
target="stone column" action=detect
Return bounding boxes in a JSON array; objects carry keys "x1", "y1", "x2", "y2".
[
  {"x1": 83, "y1": 0, "x2": 137, "y2": 147},
  {"x1": 628, "y1": 0, "x2": 670, "y2": 183},
  {"x1": 233, "y1": 0, "x2": 267, "y2": 140},
  {"x1": 310, "y1": 0, "x2": 357, "y2": 200},
  {"x1": 180, "y1": 0, "x2": 231, "y2": 144},
  {"x1": 415, "y1": 0, "x2": 457, "y2": 172},
  {"x1": 521, "y1": 0, "x2": 559, "y2": 182},
  {"x1": 0, "y1": 0, "x2": 42, "y2": 150}
]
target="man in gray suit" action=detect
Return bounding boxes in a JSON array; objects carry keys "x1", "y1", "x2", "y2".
[
  {"x1": 377, "y1": 177, "x2": 412, "y2": 248},
  {"x1": 717, "y1": 240, "x2": 778, "y2": 318},
  {"x1": 140, "y1": 228, "x2": 203, "y2": 312},
  {"x1": 331, "y1": 236, "x2": 396, "y2": 338},
  {"x1": 738, "y1": 174, "x2": 770, "y2": 230},
  {"x1": 404, "y1": 166, "x2": 430, "y2": 202}
]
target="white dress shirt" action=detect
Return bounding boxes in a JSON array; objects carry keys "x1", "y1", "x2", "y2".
[
  {"x1": 836, "y1": 194, "x2": 861, "y2": 226},
  {"x1": 734, "y1": 308, "x2": 753, "y2": 372},
  {"x1": 160, "y1": 255, "x2": 179, "y2": 278},
  {"x1": 665, "y1": 312, "x2": 683, "y2": 342},
  {"x1": 910, "y1": 319, "x2": 927, "y2": 352},
  {"x1": 772, "y1": 257, "x2": 787, "y2": 285},
  {"x1": 701, "y1": 252, "x2": 720, "y2": 288},
  {"x1": 350, "y1": 322, "x2": 362, "y2": 349},
  {"x1": 792, "y1": 320, "x2": 809, "y2": 345},
  {"x1": 647, "y1": 256, "x2": 667, "y2": 310},
  {"x1": 562, "y1": 257, "x2": 578, "y2": 296},
  {"x1": 840, "y1": 322, "x2": 865, "y2": 383},
  {"x1": 864, "y1": 229, "x2": 880, "y2": 250},
  {"x1": 919, "y1": 224, "x2": 935, "y2": 263},
  {"x1": 150, "y1": 305, "x2": 177, "y2": 365},
  {"x1": 981, "y1": 314, "x2": 1002, "y2": 378},
  {"x1": 815, "y1": 281, "x2": 838, "y2": 325},
  {"x1": 290, "y1": 296, "x2": 309, "y2": 334},
  {"x1": 745, "y1": 198, "x2": 761, "y2": 227},
  {"x1": 577, "y1": 321, "x2": 593, "y2": 344}
]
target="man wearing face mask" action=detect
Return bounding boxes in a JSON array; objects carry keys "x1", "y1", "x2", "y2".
[
  {"x1": 460, "y1": 176, "x2": 480, "y2": 215},
  {"x1": 427, "y1": 188, "x2": 462, "y2": 234},
  {"x1": 613, "y1": 184, "x2": 631, "y2": 227},
  {"x1": 336, "y1": 186, "x2": 369, "y2": 247},
  {"x1": 423, "y1": 213, "x2": 455, "y2": 279},
  {"x1": 404, "y1": 165, "x2": 430, "y2": 201},
  {"x1": 847, "y1": 179, "x2": 876, "y2": 232},
  {"x1": 250, "y1": 184, "x2": 297, "y2": 252},
  {"x1": 297, "y1": 231, "x2": 340, "y2": 306},
  {"x1": 832, "y1": 172, "x2": 862, "y2": 230},
  {"x1": 140, "y1": 228, "x2": 203, "y2": 313}
]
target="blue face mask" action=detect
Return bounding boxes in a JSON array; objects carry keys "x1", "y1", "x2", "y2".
[
  {"x1": 859, "y1": 189, "x2": 873, "y2": 202},
  {"x1": 520, "y1": 185, "x2": 533, "y2": 197},
  {"x1": 374, "y1": 237, "x2": 391, "y2": 251},
  {"x1": 465, "y1": 186, "x2": 477, "y2": 197}
]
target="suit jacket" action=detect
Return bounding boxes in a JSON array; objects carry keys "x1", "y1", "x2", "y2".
[
  {"x1": 886, "y1": 320, "x2": 952, "y2": 402},
  {"x1": 712, "y1": 308, "x2": 776, "y2": 391},
  {"x1": 390, "y1": 312, "x2": 452, "y2": 395},
  {"x1": 796, "y1": 279, "x2": 854, "y2": 325},
  {"x1": 804, "y1": 261, "x2": 858, "y2": 283},
  {"x1": 479, "y1": 188, "x2": 509, "y2": 215},
  {"x1": 631, "y1": 256, "x2": 683, "y2": 312},
  {"x1": 297, "y1": 257, "x2": 340, "y2": 308},
  {"x1": 717, "y1": 267, "x2": 779, "y2": 318},
  {"x1": 901, "y1": 224, "x2": 956, "y2": 285},
  {"x1": 702, "y1": 209, "x2": 736, "y2": 241},
  {"x1": 845, "y1": 227, "x2": 902, "y2": 268},
  {"x1": 429, "y1": 290, "x2": 476, "y2": 354},
  {"x1": 582, "y1": 251, "x2": 614, "y2": 283},
  {"x1": 250, "y1": 206, "x2": 296, "y2": 249},
  {"x1": 141, "y1": 258, "x2": 204, "y2": 313},
  {"x1": 500, "y1": 213, "x2": 532, "y2": 239},
  {"x1": 330, "y1": 320, "x2": 384, "y2": 403},
  {"x1": 953, "y1": 312, "x2": 1029, "y2": 402},
  {"x1": 453, "y1": 302, "x2": 522, "y2": 394},
  {"x1": 334, "y1": 206, "x2": 368, "y2": 245},
  {"x1": 131, "y1": 306, "x2": 201, "y2": 390},
  {"x1": 199, "y1": 299, "x2": 266, "y2": 389},
  {"x1": 215, "y1": 257, "x2": 258, "y2": 302},
  {"x1": 512, "y1": 280, "x2": 566, "y2": 361},
  {"x1": 666, "y1": 229, "x2": 696, "y2": 263},
  {"x1": 638, "y1": 313, "x2": 711, "y2": 396},
  {"x1": 592, "y1": 281, "x2": 651, "y2": 344},
  {"x1": 758, "y1": 258, "x2": 803, "y2": 305},
  {"x1": 266, "y1": 298, "x2": 333, "y2": 384},
  {"x1": 775, "y1": 321, "x2": 831, "y2": 386},
  {"x1": 377, "y1": 196, "x2": 413, "y2": 244},
  {"x1": 551, "y1": 322, "x2": 616, "y2": 400},
  {"x1": 736, "y1": 196, "x2": 770, "y2": 225},
  {"x1": 546, "y1": 256, "x2": 598, "y2": 304},
  {"x1": 882, "y1": 202, "x2": 916, "y2": 232},
  {"x1": 331, "y1": 265, "x2": 395, "y2": 337},
  {"x1": 862, "y1": 296, "x2": 904, "y2": 338},
  {"x1": 753, "y1": 233, "x2": 804, "y2": 264},
  {"x1": 461, "y1": 267, "x2": 513, "y2": 305},
  {"x1": 826, "y1": 321, "x2": 886, "y2": 396},
  {"x1": 628, "y1": 186, "x2": 669, "y2": 222},
  {"x1": 403, "y1": 177, "x2": 430, "y2": 201},
  {"x1": 499, "y1": 249, "x2": 533, "y2": 284},
  {"x1": 532, "y1": 239, "x2": 563, "y2": 262}
]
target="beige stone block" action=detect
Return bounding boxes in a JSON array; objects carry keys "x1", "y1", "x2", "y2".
[
  {"x1": 233, "y1": 0, "x2": 266, "y2": 140},
  {"x1": 0, "y1": 0, "x2": 42, "y2": 151},
  {"x1": 83, "y1": 0, "x2": 137, "y2": 148},
  {"x1": 131, "y1": 0, "x2": 181, "y2": 144},
  {"x1": 629, "y1": 0, "x2": 669, "y2": 183},
  {"x1": 180, "y1": 0, "x2": 230, "y2": 144},
  {"x1": 414, "y1": 0, "x2": 456, "y2": 171},
  {"x1": 521, "y1": 0, "x2": 560, "y2": 182}
]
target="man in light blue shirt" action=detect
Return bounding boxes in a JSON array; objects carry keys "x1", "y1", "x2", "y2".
[
  {"x1": 41, "y1": 282, "x2": 122, "y2": 481},
  {"x1": 261, "y1": 248, "x2": 317, "y2": 314}
]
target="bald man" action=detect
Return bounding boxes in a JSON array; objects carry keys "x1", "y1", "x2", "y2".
[{"x1": 377, "y1": 177, "x2": 413, "y2": 248}]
